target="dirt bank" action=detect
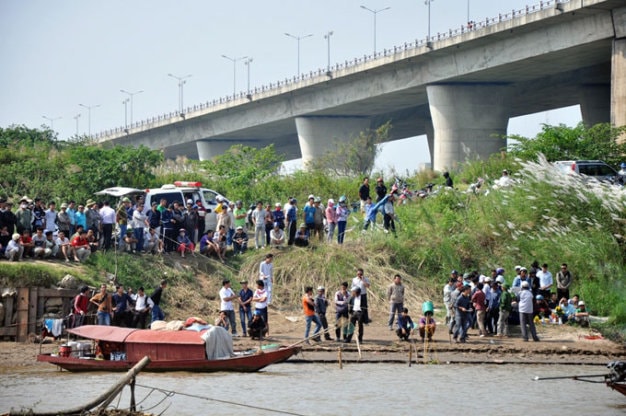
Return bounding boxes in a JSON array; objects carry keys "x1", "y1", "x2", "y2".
[{"x1": 2, "y1": 308, "x2": 624, "y2": 374}]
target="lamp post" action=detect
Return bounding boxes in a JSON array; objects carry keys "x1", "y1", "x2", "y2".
[
  {"x1": 425, "y1": 0, "x2": 434, "y2": 41},
  {"x1": 360, "y1": 5, "x2": 390, "y2": 55},
  {"x1": 244, "y1": 57, "x2": 253, "y2": 95},
  {"x1": 78, "y1": 103, "x2": 101, "y2": 137},
  {"x1": 42, "y1": 115, "x2": 62, "y2": 130},
  {"x1": 73, "y1": 114, "x2": 81, "y2": 137},
  {"x1": 120, "y1": 89, "x2": 143, "y2": 126},
  {"x1": 167, "y1": 73, "x2": 192, "y2": 115},
  {"x1": 221, "y1": 55, "x2": 247, "y2": 98},
  {"x1": 284, "y1": 32, "x2": 313, "y2": 75},
  {"x1": 324, "y1": 31, "x2": 334, "y2": 73},
  {"x1": 122, "y1": 98, "x2": 130, "y2": 129}
]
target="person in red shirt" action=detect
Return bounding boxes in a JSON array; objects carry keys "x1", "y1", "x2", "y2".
[
  {"x1": 20, "y1": 229, "x2": 34, "y2": 257},
  {"x1": 71, "y1": 229, "x2": 91, "y2": 262},
  {"x1": 302, "y1": 287, "x2": 322, "y2": 344},
  {"x1": 72, "y1": 286, "x2": 91, "y2": 327},
  {"x1": 471, "y1": 282, "x2": 487, "y2": 337}
]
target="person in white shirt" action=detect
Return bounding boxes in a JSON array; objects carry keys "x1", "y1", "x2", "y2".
[
  {"x1": 219, "y1": 279, "x2": 239, "y2": 336},
  {"x1": 132, "y1": 287, "x2": 154, "y2": 329},
  {"x1": 252, "y1": 202, "x2": 267, "y2": 249},
  {"x1": 99, "y1": 200, "x2": 117, "y2": 251},
  {"x1": 536, "y1": 263, "x2": 553, "y2": 299},
  {"x1": 5, "y1": 233, "x2": 23, "y2": 261},
  {"x1": 269, "y1": 223, "x2": 285, "y2": 248},
  {"x1": 344, "y1": 287, "x2": 364, "y2": 344},
  {"x1": 55, "y1": 231, "x2": 71, "y2": 262},
  {"x1": 44, "y1": 202, "x2": 58, "y2": 234},
  {"x1": 351, "y1": 268, "x2": 371, "y2": 323},
  {"x1": 131, "y1": 203, "x2": 148, "y2": 252},
  {"x1": 252, "y1": 280, "x2": 269, "y2": 336},
  {"x1": 259, "y1": 254, "x2": 274, "y2": 304}
]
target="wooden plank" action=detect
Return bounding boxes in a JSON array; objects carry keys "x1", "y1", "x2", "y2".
[
  {"x1": 28, "y1": 287, "x2": 38, "y2": 336},
  {"x1": 0, "y1": 327, "x2": 17, "y2": 337},
  {"x1": 16, "y1": 287, "x2": 29, "y2": 342},
  {"x1": 3, "y1": 294, "x2": 14, "y2": 328}
]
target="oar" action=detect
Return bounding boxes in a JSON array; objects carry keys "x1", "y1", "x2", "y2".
[{"x1": 533, "y1": 374, "x2": 607, "y2": 381}]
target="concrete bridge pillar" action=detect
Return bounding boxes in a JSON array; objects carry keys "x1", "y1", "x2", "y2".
[
  {"x1": 425, "y1": 118, "x2": 434, "y2": 169},
  {"x1": 580, "y1": 84, "x2": 611, "y2": 127},
  {"x1": 196, "y1": 139, "x2": 262, "y2": 160},
  {"x1": 427, "y1": 84, "x2": 511, "y2": 171},
  {"x1": 612, "y1": 38, "x2": 626, "y2": 136},
  {"x1": 295, "y1": 116, "x2": 371, "y2": 167}
]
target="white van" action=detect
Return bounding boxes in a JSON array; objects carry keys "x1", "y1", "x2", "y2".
[{"x1": 95, "y1": 181, "x2": 228, "y2": 232}]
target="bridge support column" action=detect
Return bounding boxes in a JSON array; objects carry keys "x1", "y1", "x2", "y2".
[
  {"x1": 612, "y1": 38, "x2": 626, "y2": 138},
  {"x1": 425, "y1": 118, "x2": 434, "y2": 169},
  {"x1": 580, "y1": 85, "x2": 610, "y2": 127},
  {"x1": 196, "y1": 140, "x2": 263, "y2": 160},
  {"x1": 427, "y1": 84, "x2": 511, "y2": 171},
  {"x1": 295, "y1": 116, "x2": 371, "y2": 167}
]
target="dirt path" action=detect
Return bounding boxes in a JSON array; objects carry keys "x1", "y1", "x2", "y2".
[{"x1": 4, "y1": 308, "x2": 623, "y2": 374}]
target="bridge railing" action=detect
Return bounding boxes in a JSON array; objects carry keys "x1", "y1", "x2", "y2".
[{"x1": 94, "y1": 0, "x2": 570, "y2": 141}]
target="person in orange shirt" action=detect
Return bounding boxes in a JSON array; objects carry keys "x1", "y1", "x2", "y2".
[{"x1": 302, "y1": 287, "x2": 322, "y2": 344}]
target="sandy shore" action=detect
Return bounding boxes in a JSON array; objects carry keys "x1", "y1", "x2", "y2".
[{"x1": 2, "y1": 308, "x2": 624, "y2": 374}]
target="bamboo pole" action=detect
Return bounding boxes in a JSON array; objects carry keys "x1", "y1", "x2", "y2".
[
  {"x1": 533, "y1": 374, "x2": 607, "y2": 381},
  {"x1": 338, "y1": 347, "x2": 343, "y2": 369}
]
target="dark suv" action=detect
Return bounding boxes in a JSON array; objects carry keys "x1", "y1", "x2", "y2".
[{"x1": 553, "y1": 160, "x2": 618, "y2": 182}]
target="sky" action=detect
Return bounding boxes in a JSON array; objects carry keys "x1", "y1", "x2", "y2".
[{"x1": 0, "y1": 0, "x2": 582, "y2": 175}]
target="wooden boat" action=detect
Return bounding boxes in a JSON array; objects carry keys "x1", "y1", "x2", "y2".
[
  {"x1": 37, "y1": 325, "x2": 301, "y2": 373},
  {"x1": 533, "y1": 361, "x2": 626, "y2": 398}
]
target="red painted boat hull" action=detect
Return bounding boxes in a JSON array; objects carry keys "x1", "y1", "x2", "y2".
[{"x1": 37, "y1": 346, "x2": 301, "y2": 373}]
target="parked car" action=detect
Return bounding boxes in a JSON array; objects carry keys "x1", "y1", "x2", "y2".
[
  {"x1": 553, "y1": 160, "x2": 618, "y2": 183},
  {"x1": 95, "y1": 181, "x2": 228, "y2": 232}
]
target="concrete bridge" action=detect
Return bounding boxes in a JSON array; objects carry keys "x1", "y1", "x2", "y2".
[{"x1": 96, "y1": 0, "x2": 626, "y2": 171}]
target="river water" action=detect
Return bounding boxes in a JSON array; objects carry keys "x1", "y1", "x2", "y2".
[{"x1": 2, "y1": 363, "x2": 625, "y2": 415}]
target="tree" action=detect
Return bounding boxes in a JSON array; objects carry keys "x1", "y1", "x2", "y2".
[
  {"x1": 508, "y1": 122, "x2": 626, "y2": 167},
  {"x1": 307, "y1": 121, "x2": 391, "y2": 177}
]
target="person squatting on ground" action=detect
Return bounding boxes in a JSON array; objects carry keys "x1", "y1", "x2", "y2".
[
  {"x1": 419, "y1": 310, "x2": 437, "y2": 342},
  {"x1": 396, "y1": 307, "x2": 414, "y2": 341}
]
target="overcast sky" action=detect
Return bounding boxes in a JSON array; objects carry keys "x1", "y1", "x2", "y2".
[{"x1": 0, "y1": 0, "x2": 581, "y2": 174}]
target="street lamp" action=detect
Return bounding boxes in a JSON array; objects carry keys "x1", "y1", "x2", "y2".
[
  {"x1": 324, "y1": 31, "x2": 334, "y2": 73},
  {"x1": 244, "y1": 57, "x2": 253, "y2": 96},
  {"x1": 122, "y1": 98, "x2": 130, "y2": 129},
  {"x1": 284, "y1": 32, "x2": 313, "y2": 75},
  {"x1": 360, "y1": 5, "x2": 390, "y2": 55},
  {"x1": 425, "y1": 0, "x2": 434, "y2": 41},
  {"x1": 73, "y1": 114, "x2": 81, "y2": 137},
  {"x1": 167, "y1": 73, "x2": 192, "y2": 115},
  {"x1": 78, "y1": 103, "x2": 101, "y2": 137},
  {"x1": 120, "y1": 89, "x2": 144, "y2": 126},
  {"x1": 221, "y1": 55, "x2": 247, "y2": 98},
  {"x1": 42, "y1": 115, "x2": 62, "y2": 130}
]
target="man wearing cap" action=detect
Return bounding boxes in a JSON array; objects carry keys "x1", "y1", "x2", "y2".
[
  {"x1": 219, "y1": 279, "x2": 239, "y2": 336},
  {"x1": 56, "y1": 203, "x2": 71, "y2": 237},
  {"x1": 294, "y1": 223, "x2": 309, "y2": 247},
  {"x1": 573, "y1": 300, "x2": 589, "y2": 327},
  {"x1": 176, "y1": 228, "x2": 194, "y2": 258},
  {"x1": 232, "y1": 226, "x2": 249, "y2": 255},
  {"x1": 15, "y1": 198, "x2": 32, "y2": 235},
  {"x1": 303, "y1": 287, "x2": 322, "y2": 343},
  {"x1": 517, "y1": 281, "x2": 539, "y2": 342},
  {"x1": 184, "y1": 200, "x2": 199, "y2": 244},
  {"x1": 315, "y1": 286, "x2": 333, "y2": 341},
  {"x1": 238, "y1": 280, "x2": 253, "y2": 336}
]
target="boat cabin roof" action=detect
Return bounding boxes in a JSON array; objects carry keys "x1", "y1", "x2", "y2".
[{"x1": 68, "y1": 325, "x2": 205, "y2": 345}]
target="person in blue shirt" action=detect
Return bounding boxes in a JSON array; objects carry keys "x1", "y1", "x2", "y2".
[
  {"x1": 286, "y1": 198, "x2": 298, "y2": 246},
  {"x1": 302, "y1": 195, "x2": 316, "y2": 235},
  {"x1": 396, "y1": 307, "x2": 414, "y2": 341},
  {"x1": 238, "y1": 280, "x2": 254, "y2": 337},
  {"x1": 363, "y1": 184, "x2": 398, "y2": 230}
]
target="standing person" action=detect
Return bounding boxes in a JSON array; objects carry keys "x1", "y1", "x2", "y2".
[
  {"x1": 537, "y1": 263, "x2": 553, "y2": 300},
  {"x1": 252, "y1": 201, "x2": 266, "y2": 249},
  {"x1": 312, "y1": 197, "x2": 325, "y2": 240},
  {"x1": 443, "y1": 276, "x2": 456, "y2": 325},
  {"x1": 44, "y1": 202, "x2": 57, "y2": 234},
  {"x1": 185, "y1": 201, "x2": 199, "y2": 244},
  {"x1": 233, "y1": 200, "x2": 247, "y2": 232},
  {"x1": 84, "y1": 200, "x2": 100, "y2": 244},
  {"x1": 556, "y1": 263, "x2": 572, "y2": 301},
  {"x1": 325, "y1": 199, "x2": 337, "y2": 243},
  {"x1": 302, "y1": 196, "x2": 316, "y2": 237},
  {"x1": 238, "y1": 280, "x2": 253, "y2": 337},
  {"x1": 116, "y1": 197, "x2": 131, "y2": 250},
  {"x1": 195, "y1": 199, "x2": 206, "y2": 236},
  {"x1": 132, "y1": 202, "x2": 147, "y2": 253},
  {"x1": 56, "y1": 203, "x2": 71, "y2": 238},
  {"x1": 517, "y1": 281, "x2": 540, "y2": 342},
  {"x1": 219, "y1": 279, "x2": 239, "y2": 337},
  {"x1": 252, "y1": 280, "x2": 269, "y2": 336},
  {"x1": 443, "y1": 171, "x2": 453, "y2": 187},
  {"x1": 453, "y1": 285, "x2": 472, "y2": 343},
  {"x1": 334, "y1": 282, "x2": 350, "y2": 341},
  {"x1": 147, "y1": 202, "x2": 161, "y2": 235},
  {"x1": 387, "y1": 274, "x2": 405, "y2": 330},
  {"x1": 345, "y1": 287, "x2": 364, "y2": 344},
  {"x1": 363, "y1": 184, "x2": 398, "y2": 230},
  {"x1": 497, "y1": 283, "x2": 513, "y2": 337},
  {"x1": 303, "y1": 287, "x2": 322, "y2": 344},
  {"x1": 374, "y1": 177, "x2": 387, "y2": 202},
  {"x1": 74, "y1": 204, "x2": 87, "y2": 232},
  {"x1": 471, "y1": 282, "x2": 487, "y2": 337},
  {"x1": 358, "y1": 177, "x2": 370, "y2": 214},
  {"x1": 352, "y1": 268, "x2": 371, "y2": 324},
  {"x1": 112, "y1": 285, "x2": 133, "y2": 327},
  {"x1": 264, "y1": 203, "x2": 274, "y2": 246},
  {"x1": 150, "y1": 280, "x2": 167, "y2": 323},
  {"x1": 15, "y1": 197, "x2": 33, "y2": 235},
  {"x1": 335, "y1": 196, "x2": 350, "y2": 244},
  {"x1": 383, "y1": 194, "x2": 396, "y2": 235},
  {"x1": 314, "y1": 286, "x2": 333, "y2": 341},
  {"x1": 90, "y1": 284, "x2": 113, "y2": 326},
  {"x1": 132, "y1": 287, "x2": 154, "y2": 329},
  {"x1": 286, "y1": 198, "x2": 298, "y2": 246},
  {"x1": 259, "y1": 253, "x2": 274, "y2": 304},
  {"x1": 160, "y1": 205, "x2": 175, "y2": 253},
  {"x1": 67, "y1": 200, "x2": 77, "y2": 237},
  {"x1": 99, "y1": 200, "x2": 116, "y2": 251},
  {"x1": 72, "y1": 286, "x2": 91, "y2": 328},
  {"x1": 486, "y1": 281, "x2": 501, "y2": 335}
]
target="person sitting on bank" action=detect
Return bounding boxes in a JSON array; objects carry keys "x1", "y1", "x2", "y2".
[
  {"x1": 294, "y1": 224, "x2": 309, "y2": 247},
  {"x1": 215, "y1": 310, "x2": 230, "y2": 331},
  {"x1": 176, "y1": 228, "x2": 195, "y2": 258},
  {"x1": 232, "y1": 226, "x2": 249, "y2": 255},
  {"x1": 572, "y1": 300, "x2": 590, "y2": 327},
  {"x1": 396, "y1": 307, "x2": 414, "y2": 341},
  {"x1": 123, "y1": 229, "x2": 138, "y2": 253},
  {"x1": 248, "y1": 309, "x2": 268, "y2": 340},
  {"x1": 269, "y1": 222, "x2": 285, "y2": 249},
  {"x1": 419, "y1": 310, "x2": 437, "y2": 342}
]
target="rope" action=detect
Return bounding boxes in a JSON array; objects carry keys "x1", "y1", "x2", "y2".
[{"x1": 134, "y1": 383, "x2": 309, "y2": 416}]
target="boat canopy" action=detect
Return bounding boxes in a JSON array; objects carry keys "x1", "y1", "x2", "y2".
[{"x1": 68, "y1": 326, "x2": 137, "y2": 343}]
